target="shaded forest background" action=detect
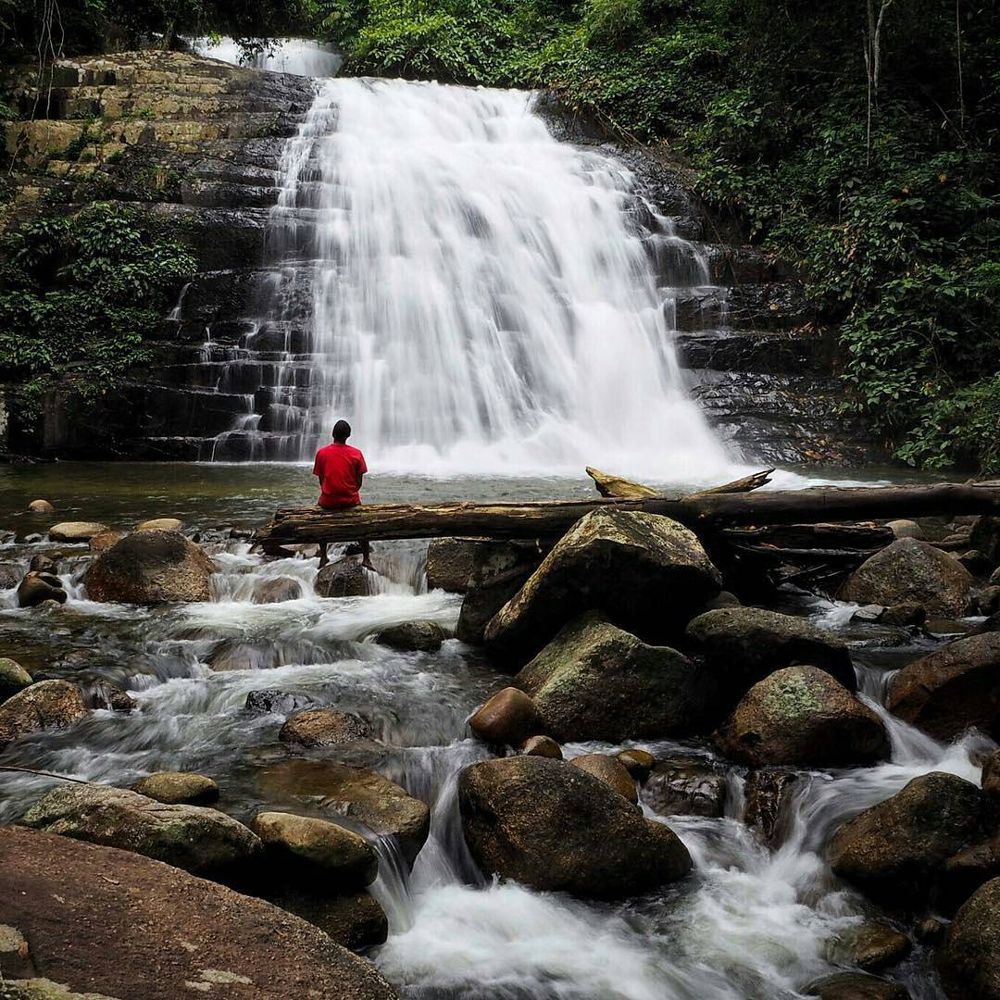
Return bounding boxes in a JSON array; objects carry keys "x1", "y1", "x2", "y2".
[{"x1": 1, "y1": 0, "x2": 998, "y2": 472}]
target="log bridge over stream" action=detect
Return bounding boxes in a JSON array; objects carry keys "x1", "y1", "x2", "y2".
[{"x1": 255, "y1": 475, "x2": 1000, "y2": 589}]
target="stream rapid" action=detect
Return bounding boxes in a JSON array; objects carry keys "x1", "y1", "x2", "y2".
[{"x1": 0, "y1": 464, "x2": 990, "y2": 1000}]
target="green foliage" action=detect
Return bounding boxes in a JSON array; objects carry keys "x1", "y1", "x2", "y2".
[{"x1": 0, "y1": 203, "x2": 195, "y2": 426}]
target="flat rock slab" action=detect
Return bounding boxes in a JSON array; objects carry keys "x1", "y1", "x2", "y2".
[{"x1": 0, "y1": 826, "x2": 396, "y2": 1000}]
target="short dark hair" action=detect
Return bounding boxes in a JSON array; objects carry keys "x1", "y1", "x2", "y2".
[{"x1": 332, "y1": 419, "x2": 351, "y2": 442}]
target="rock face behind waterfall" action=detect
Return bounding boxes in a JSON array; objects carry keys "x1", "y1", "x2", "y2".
[
  {"x1": 0, "y1": 826, "x2": 397, "y2": 1000},
  {"x1": 84, "y1": 530, "x2": 215, "y2": 603},
  {"x1": 458, "y1": 755, "x2": 691, "y2": 899},
  {"x1": 485, "y1": 509, "x2": 721, "y2": 655},
  {"x1": 512, "y1": 612, "x2": 711, "y2": 741}
]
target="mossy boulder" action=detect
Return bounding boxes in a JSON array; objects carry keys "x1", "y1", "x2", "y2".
[
  {"x1": 0, "y1": 658, "x2": 33, "y2": 703},
  {"x1": 840, "y1": 538, "x2": 973, "y2": 616},
  {"x1": 714, "y1": 666, "x2": 888, "y2": 768},
  {"x1": 513, "y1": 613, "x2": 711, "y2": 742},
  {"x1": 485, "y1": 509, "x2": 721, "y2": 655}
]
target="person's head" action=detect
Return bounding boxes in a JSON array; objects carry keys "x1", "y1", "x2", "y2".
[{"x1": 332, "y1": 419, "x2": 351, "y2": 444}]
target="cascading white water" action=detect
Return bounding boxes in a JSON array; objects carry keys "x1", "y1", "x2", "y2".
[
  {"x1": 186, "y1": 36, "x2": 342, "y2": 78},
  {"x1": 220, "y1": 78, "x2": 736, "y2": 482}
]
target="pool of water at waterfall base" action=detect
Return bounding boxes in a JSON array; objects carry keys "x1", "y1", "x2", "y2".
[{"x1": 0, "y1": 462, "x2": 981, "y2": 1000}]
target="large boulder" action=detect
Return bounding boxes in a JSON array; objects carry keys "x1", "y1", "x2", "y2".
[
  {"x1": 938, "y1": 877, "x2": 1000, "y2": 999},
  {"x1": 0, "y1": 658, "x2": 33, "y2": 702},
  {"x1": 48, "y1": 521, "x2": 109, "y2": 542},
  {"x1": 20, "y1": 784, "x2": 260, "y2": 878},
  {"x1": 513, "y1": 613, "x2": 710, "y2": 742},
  {"x1": 0, "y1": 826, "x2": 397, "y2": 1000},
  {"x1": 279, "y1": 709, "x2": 373, "y2": 748},
  {"x1": 257, "y1": 760, "x2": 430, "y2": 867},
  {"x1": 685, "y1": 607, "x2": 856, "y2": 697},
  {"x1": 131, "y1": 771, "x2": 219, "y2": 806},
  {"x1": 456, "y1": 566, "x2": 534, "y2": 645},
  {"x1": 426, "y1": 538, "x2": 543, "y2": 593},
  {"x1": 264, "y1": 888, "x2": 389, "y2": 953},
  {"x1": 0, "y1": 681, "x2": 87, "y2": 749},
  {"x1": 714, "y1": 667, "x2": 888, "y2": 768},
  {"x1": 251, "y1": 812, "x2": 378, "y2": 888},
  {"x1": 458, "y1": 755, "x2": 691, "y2": 899},
  {"x1": 485, "y1": 509, "x2": 721, "y2": 655},
  {"x1": 84, "y1": 530, "x2": 215, "y2": 603},
  {"x1": 840, "y1": 538, "x2": 973, "y2": 616},
  {"x1": 828, "y1": 772, "x2": 983, "y2": 905},
  {"x1": 885, "y1": 632, "x2": 1000, "y2": 740}
]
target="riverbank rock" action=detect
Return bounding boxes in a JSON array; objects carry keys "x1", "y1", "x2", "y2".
[
  {"x1": 21, "y1": 784, "x2": 260, "y2": 878},
  {"x1": 27, "y1": 499, "x2": 55, "y2": 513},
  {"x1": 885, "y1": 632, "x2": 1000, "y2": 741},
  {"x1": 136, "y1": 517, "x2": 183, "y2": 532},
  {"x1": 426, "y1": 538, "x2": 543, "y2": 593},
  {"x1": 0, "y1": 680, "x2": 87, "y2": 749},
  {"x1": 0, "y1": 826, "x2": 397, "y2": 1000},
  {"x1": 252, "y1": 812, "x2": 378, "y2": 888},
  {"x1": 617, "y1": 748, "x2": 656, "y2": 781},
  {"x1": 569, "y1": 754, "x2": 637, "y2": 803},
  {"x1": 132, "y1": 771, "x2": 220, "y2": 806},
  {"x1": 252, "y1": 576, "x2": 304, "y2": 604},
  {"x1": 84, "y1": 530, "x2": 215, "y2": 603},
  {"x1": 828, "y1": 772, "x2": 983, "y2": 905},
  {"x1": 803, "y1": 972, "x2": 910, "y2": 999},
  {"x1": 521, "y1": 735, "x2": 563, "y2": 758},
  {"x1": 641, "y1": 757, "x2": 728, "y2": 818},
  {"x1": 886, "y1": 519, "x2": 924, "y2": 541},
  {"x1": 840, "y1": 538, "x2": 973, "y2": 616},
  {"x1": 456, "y1": 566, "x2": 534, "y2": 645},
  {"x1": 458, "y1": 755, "x2": 691, "y2": 899},
  {"x1": 938, "y1": 876, "x2": 1000, "y2": 999},
  {"x1": 89, "y1": 529, "x2": 124, "y2": 553},
  {"x1": 831, "y1": 921, "x2": 912, "y2": 972},
  {"x1": 0, "y1": 658, "x2": 33, "y2": 702},
  {"x1": 468, "y1": 687, "x2": 542, "y2": 747},
  {"x1": 257, "y1": 760, "x2": 430, "y2": 867},
  {"x1": 48, "y1": 522, "x2": 109, "y2": 542},
  {"x1": 315, "y1": 557, "x2": 374, "y2": 598},
  {"x1": 714, "y1": 666, "x2": 888, "y2": 768},
  {"x1": 484, "y1": 509, "x2": 721, "y2": 655},
  {"x1": 373, "y1": 621, "x2": 446, "y2": 652},
  {"x1": 279, "y1": 709, "x2": 373, "y2": 748},
  {"x1": 16, "y1": 571, "x2": 67, "y2": 608},
  {"x1": 685, "y1": 607, "x2": 856, "y2": 697},
  {"x1": 513, "y1": 613, "x2": 710, "y2": 741},
  {"x1": 0, "y1": 562, "x2": 21, "y2": 589},
  {"x1": 264, "y1": 888, "x2": 389, "y2": 953}
]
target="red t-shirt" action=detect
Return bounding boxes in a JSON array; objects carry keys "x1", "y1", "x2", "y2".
[{"x1": 313, "y1": 443, "x2": 368, "y2": 508}]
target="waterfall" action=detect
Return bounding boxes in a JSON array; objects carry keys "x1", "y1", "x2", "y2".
[
  {"x1": 209, "y1": 78, "x2": 736, "y2": 482},
  {"x1": 186, "y1": 37, "x2": 342, "y2": 78}
]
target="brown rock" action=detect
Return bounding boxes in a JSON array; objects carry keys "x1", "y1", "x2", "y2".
[
  {"x1": 832, "y1": 921, "x2": 912, "y2": 972},
  {"x1": 803, "y1": 972, "x2": 910, "y2": 999},
  {"x1": 840, "y1": 538, "x2": 973, "y2": 616},
  {"x1": 828, "y1": 771, "x2": 983, "y2": 905},
  {"x1": 0, "y1": 680, "x2": 87, "y2": 749},
  {"x1": 252, "y1": 576, "x2": 304, "y2": 604},
  {"x1": 84, "y1": 531, "x2": 215, "y2": 604},
  {"x1": 569, "y1": 754, "x2": 637, "y2": 803},
  {"x1": 616, "y1": 748, "x2": 656, "y2": 780},
  {"x1": 265, "y1": 889, "x2": 389, "y2": 953},
  {"x1": 27, "y1": 499, "x2": 55, "y2": 514},
  {"x1": 458, "y1": 755, "x2": 691, "y2": 899},
  {"x1": 251, "y1": 812, "x2": 378, "y2": 888},
  {"x1": 426, "y1": 538, "x2": 543, "y2": 593},
  {"x1": 315, "y1": 557, "x2": 374, "y2": 598},
  {"x1": 89, "y1": 529, "x2": 124, "y2": 553},
  {"x1": 0, "y1": 826, "x2": 397, "y2": 1000},
  {"x1": 256, "y1": 760, "x2": 430, "y2": 867},
  {"x1": 279, "y1": 709, "x2": 372, "y2": 748},
  {"x1": 714, "y1": 666, "x2": 888, "y2": 768},
  {"x1": 132, "y1": 771, "x2": 219, "y2": 806},
  {"x1": 938, "y1": 876, "x2": 1000, "y2": 999},
  {"x1": 136, "y1": 517, "x2": 183, "y2": 532},
  {"x1": 520, "y1": 735, "x2": 562, "y2": 759},
  {"x1": 468, "y1": 687, "x2": 541, "y2": 747},
  {"x1": 16, "y1": 572, "x2": 67, "y2": 608},
  {"x1": 456, "y1": 566, "x2": 534, "y2": 646},
  {"x1": 744, "y1": 769, "x2": 799, "y2": 846},
  {"x1": 49, "y1": 521, "x2": 109, "y2": 542},
  {"x1": 886, "y1": 632, "x2": 1000, "y2": 740},
  {"x1": 373, "y1": 620, "x2": 446, "y2": 652}
]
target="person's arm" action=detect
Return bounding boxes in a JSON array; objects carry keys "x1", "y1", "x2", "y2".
[
  {"x1": 313, "y1": 453, "x2": 323, "y2": 481},
  {"x1": 356, "y1": 452, "x2": 368, "y2": 490}
]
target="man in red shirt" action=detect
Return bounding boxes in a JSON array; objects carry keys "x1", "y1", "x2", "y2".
[{"x1": 313, "y1": 419, "x2": 372, "y2": 569}]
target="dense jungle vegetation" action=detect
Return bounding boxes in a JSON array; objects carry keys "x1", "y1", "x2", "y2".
[{"x1": 1, "y1": 0, "x2": 998, "y2": 472}]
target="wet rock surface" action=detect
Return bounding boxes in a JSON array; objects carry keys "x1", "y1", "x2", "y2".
[
  {"x1": 373, "y1": 620, "x2": 446, "y2": 652},
  {"x1": 0, "y1": 681, "x2": 88, "y2": 749},
  {"x1": 131, "y1": 771, "x2": 219, "y2": 806},
  {"x1": 938, "y1": 876, "x2": 1000, "y2": 999},
  {"x1": 315, "y1": 557, "x2": 375, "y2": 598},
  {"x1": 641, "y1": 757, "x2": 728, "y2": 818},
  {"x1": 0, "y1": 826, "x2": 397, "y2": 1000},
  {"x1": 279, "y1": 709, "x2": 373, "y2": 748},
  {"x1": 458, "y1": 755, "x2": 691, "y2": 899}
]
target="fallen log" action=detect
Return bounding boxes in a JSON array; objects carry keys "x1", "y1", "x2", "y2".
[
  {"x1": 586, "y1": 466, "x2": 773, "y2": 499},
  {"x1": 255, "y1": 483, "x2": 1000, "y2": 545}
]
